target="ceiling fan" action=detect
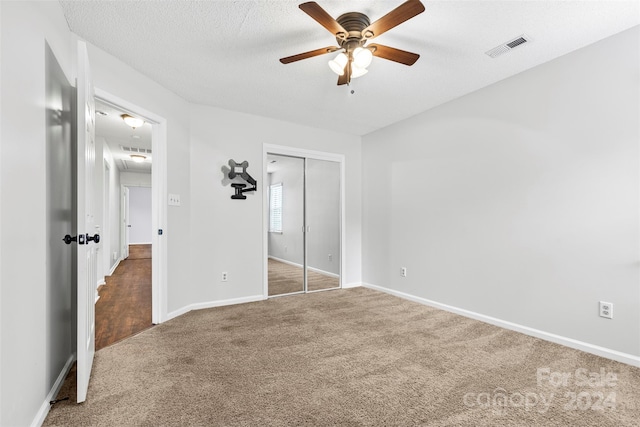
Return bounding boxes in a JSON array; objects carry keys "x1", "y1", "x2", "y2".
[{"x1": 280, "y1": 0, "x2": 425, "y2": 85}]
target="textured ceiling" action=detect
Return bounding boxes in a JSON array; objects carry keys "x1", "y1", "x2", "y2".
[{"x1": 60, "y1": 1, "x2": 639, "y2": 136}]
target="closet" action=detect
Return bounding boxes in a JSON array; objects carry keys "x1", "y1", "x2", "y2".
[{"x1": 265, "y1": 149, "x2": 342, "y2": 297}]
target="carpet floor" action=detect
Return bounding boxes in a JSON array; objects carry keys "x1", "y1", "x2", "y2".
[
  {"x1": 44, "y1": 287, "x2": 640, "y2": 426},
  {"x1": 268, "y1": 258, "x2": 339, "y2": 296}
]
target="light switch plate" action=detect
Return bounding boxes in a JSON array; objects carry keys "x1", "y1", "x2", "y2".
[{"x1": 168, "y1": 193, "x2": 181, "y2": 206}]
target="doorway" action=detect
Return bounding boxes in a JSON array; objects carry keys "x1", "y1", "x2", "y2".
[
  {"x1": 93, "y1": 92, "x2": 166, "y2": 348},
  {"x1": 263, "y1": 145, "x2": 344, "y2": 297}
]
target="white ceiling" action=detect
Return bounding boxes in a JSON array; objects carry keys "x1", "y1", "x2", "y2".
[
  {"x1": 95, "y1": 100, "x2": 152, "y2": 173},
  {"x1": 60, "y1": 1, "x2": 639, "y2": 136}
]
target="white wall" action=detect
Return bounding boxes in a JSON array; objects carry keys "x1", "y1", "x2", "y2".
[
  {"x1": 0, "y1": 2, "x2": 75, "y2": 425},
  {"x1": 128, "y1": 186, "x2": 152, "y2": 244},
  {"x1": 120, "y1": 171, "x2": 151, "y2": 187},
  {"x1": 119, "y1": 172, "x2": 153, "y2": 247},
  {"x1": 188, "y1": 104, "x2": 362, "y2": 308},
  {"x1": 362, "y1": 26, "x2": 640, "y2": 358}
]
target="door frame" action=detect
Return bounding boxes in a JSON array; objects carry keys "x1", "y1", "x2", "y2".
[
  {"x1": 262, "y1": 144, "x2": 345, "y2": 298},
  {"x1": 95, "y1": 88, "x2": 168, "y2": 324},
  {"x1": 122, "y1": 185, "x2": 130, "y2": 259},
  {"x1": 103, "y1": 159, "x2": 111, "y2": 280}
]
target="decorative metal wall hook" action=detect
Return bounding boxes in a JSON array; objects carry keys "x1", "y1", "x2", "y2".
[{"x1": 227, "y1": 159, "x2": 257, "y2": 200}]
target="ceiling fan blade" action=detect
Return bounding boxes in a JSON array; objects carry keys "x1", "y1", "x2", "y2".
[
  {"x1": 369, "y1": 44, "x2": 420, "y2": 65},
  {"x1": 299, "y1": 2, "x2": 348, "y2": 38},
  {"x1": 362, "y1": 0, "x2": 425, "y2": 40},
  {"x1": 280, "y1": 46, "x2": 340, "y2": 64},
  {"x1": 337, "y1": 61, "x2": 350, "y2": 85}
]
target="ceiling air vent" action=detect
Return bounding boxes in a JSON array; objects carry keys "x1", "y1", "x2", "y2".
[
  {"x1": 120, "y1": 145, "x2": 152, "y2": 154},
  {"x1": 485, "y1": 34, "x2": 531, "y2": 58}
]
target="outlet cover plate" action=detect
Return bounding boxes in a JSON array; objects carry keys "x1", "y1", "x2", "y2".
[{"x1": 599, "y1": 301, "x2": 613, "y2": 319}]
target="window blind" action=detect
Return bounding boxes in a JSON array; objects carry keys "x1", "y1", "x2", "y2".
[{"x1": 269, "y1": 183, "x2": 282, "y2": 233}]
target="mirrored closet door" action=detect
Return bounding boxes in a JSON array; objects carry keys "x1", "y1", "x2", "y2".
[
  {"x1": 305, "y1": 158, "x2": 341, "y2": 292},
  {"x1": 267, "y1": 153, "x2": 341, "y2": 296},
  {"x1": 267, "y1": 155, "x2": 305, "y2": 296}
]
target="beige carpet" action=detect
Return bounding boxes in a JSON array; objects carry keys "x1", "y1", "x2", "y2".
[
  {"x1": 45, "y1": 287, "x2": 639, "y2": 426},
  {"x1": 268, "y1": 258, "x2": 339, "y2": 296}
]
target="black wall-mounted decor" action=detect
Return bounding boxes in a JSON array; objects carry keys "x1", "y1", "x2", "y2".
[{"x1": 227, "y1": 159, "x2": 257, "y2": 200}]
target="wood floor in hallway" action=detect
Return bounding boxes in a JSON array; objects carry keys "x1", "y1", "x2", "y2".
[{"x1": 95, "y1": 244, "x2": 153, "y2": 351}]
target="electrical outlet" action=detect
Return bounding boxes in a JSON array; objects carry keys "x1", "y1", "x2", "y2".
[
  {"x1": 599, "y1": 301, "x2": 613, "y2": 319},
  {"x1": 401, "y1": 267, "x2": 407, "y2": 277},
  {"x1": 328, "y1": 254, "x2": 332, "y2": 261},
  {"x1": 221, "y1": 272, "x2": 228, "y2": 282}
]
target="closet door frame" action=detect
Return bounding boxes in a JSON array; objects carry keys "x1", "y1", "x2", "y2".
[{"x1": 263, "y1": 144, "x2": 345, "y2": 298}]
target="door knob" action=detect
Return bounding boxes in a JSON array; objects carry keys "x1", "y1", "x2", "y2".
[
  {"x1": 63, "y1": 234, "x2": 77, "y2": 245},
  {"x1": 86, "y1": 234, "x2": 100, "y2": 244}
]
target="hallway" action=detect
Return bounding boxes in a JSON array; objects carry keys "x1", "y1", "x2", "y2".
[{"x1": 95, "y1": 244, "x2": 153, "y2": 351}]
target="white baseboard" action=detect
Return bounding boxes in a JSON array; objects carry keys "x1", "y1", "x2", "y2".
[
  {"x1": 362, "y1": 282, "x2": 640, "y2": 368},
  {"x1": 341, "y1": 282, "x2": 362, "y2": 289},
  {"x1": 308, "y1": 266, "x2": 340, "y2": 279},
  {"x1": 107, "y1": 258, "x2": 121, "y2": 276},
  {"x1": 166, "y1": 294, "x2": 266, "y2": 321},
  {"x1": 269, "y1": 255, "x2": 302, "y2": 268},
  {"x1": 31, "y1": 353, "x2": 76, "y2": 427},
  {"x1": 269, "y1": 256, "x2": 340, "y2": 278}
]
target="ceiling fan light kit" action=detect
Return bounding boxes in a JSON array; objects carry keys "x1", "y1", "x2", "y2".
[
  {"x1": 353, "y1": 47, "x2": 373, "y2": 68},
  {"x1": 350, "y1": 63, "x2": 368, "y2": 79},
  {"x1": 328, "y1": 52, "x2": 349, "y2": 75},
  {"x1": 280, "y1": 0, "x2": 425, "y2": 86}
]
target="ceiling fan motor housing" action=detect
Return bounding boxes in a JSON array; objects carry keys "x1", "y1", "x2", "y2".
[{"x1": 335, "y1": 12, "x2": 370, "y2": 49}]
